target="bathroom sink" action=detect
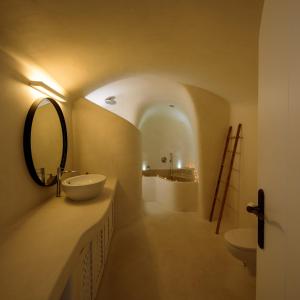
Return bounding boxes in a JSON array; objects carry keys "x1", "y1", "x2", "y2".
[{"x1": 62, "y1": 174, "x2": 107, "y2": 201}]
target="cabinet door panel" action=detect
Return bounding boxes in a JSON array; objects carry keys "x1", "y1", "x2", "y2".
[
  {"x1": 92, "y1": 227, "x2": 105, "y2": 298},
  {"x1": 70, "y1": 243, "x2": 93, "y2": 300}
]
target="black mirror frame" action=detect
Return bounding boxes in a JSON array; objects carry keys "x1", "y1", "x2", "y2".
[{"x1": 23, "y1": 97, "x2": 68, "y2": 186}]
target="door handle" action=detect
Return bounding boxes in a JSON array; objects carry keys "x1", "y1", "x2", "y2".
[{"x1": 246, "y1": 189, "x2": 265, "y2": 249}]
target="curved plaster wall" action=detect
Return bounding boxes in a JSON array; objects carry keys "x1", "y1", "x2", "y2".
[
  {"x1": 85, "y1": 76, "x2": 230, "y2": 219},
  {"x1": 86, "y1": 74, "x2": 200, "y2": 171},
  {"x1": 72, "y1": 98, "x2": 142, "y2": 228}
]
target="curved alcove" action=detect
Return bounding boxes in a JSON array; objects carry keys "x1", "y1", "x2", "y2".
[
  {"x1": 85, "y1": 74, "x2": 198, "y2": 129},
  {"x1": 84, "y1": 74, "x2": 202, "y2": 211},
  {"x1": 85, "y1": 74, "x2": 200, "y2": 168},
  {"x1": 139, "y1": 104, "x2": 196, "y2": 171},
  {"x1": 84, "y1": 74, "x2": 230, "y2": 218}
]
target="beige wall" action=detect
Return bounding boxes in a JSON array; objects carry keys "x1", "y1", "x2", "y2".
[
  {"x1": 72, "y1": 98, "x2": 142, "y2": 229},
  {"x1": 187, "y1": 86, "x2": 230, "y2": 219},
  {"x1": 187, "y1": 84, "x2": 257, "y2": 228},
  {"x1": 223, "y1": 102, "x2": 258, "y2": 228},
  {"x1": 0, "y1": 50, "x2": 73, "y2": 229}
]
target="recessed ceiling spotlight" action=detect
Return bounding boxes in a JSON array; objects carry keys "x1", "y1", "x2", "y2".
[
  {"x1": 169, "y1": 104, "x2": 175, "y2": 108},
  {"x1": 105, "y1": 96, "x2": 117, "y2": 105}
]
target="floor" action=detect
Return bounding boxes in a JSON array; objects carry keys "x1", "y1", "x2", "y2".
[{"x1": 96, "y1": 202, "x2": 256, "y2": 300}]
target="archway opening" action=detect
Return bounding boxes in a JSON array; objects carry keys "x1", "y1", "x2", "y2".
[{"x1": 85, "y1": 74, "x2": 201, "y2": 213}]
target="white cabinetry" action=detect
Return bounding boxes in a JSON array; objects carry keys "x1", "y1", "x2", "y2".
[
  {"x1": 70, "y1": 243, "x2": 93, "y2": 300},
  {"x1": 65, "y1": 201, "x2": 114, "y2": 300}
]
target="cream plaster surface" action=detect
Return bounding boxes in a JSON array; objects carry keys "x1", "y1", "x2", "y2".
[
  {"x1": 142, "y1": 176, "x2": 198, "y2": 212},
  {"x1": 72, "y1": 98, "x2": 142, "y2": 229},
  {"x1": 86, "y1": 75, "x2": 198, "y2": 128},
  {"x1": 0, "y1": 50, "x2": 73, "y2": 229},
  {"x1": 0, "y1": 177, "x2": 116, "y2": 300},
  {"x1": 97, "y1": 202, "x2": 255, "y2": 300},
  {"x1": 187, "y1": 86, "x2": 230, "y2": 219},
  {"x1": 85, "y1": 83, "x2": 231, "y2": 222},
  {"x1": 0, "y1": 1, "x2": 263, "y2": 105}
]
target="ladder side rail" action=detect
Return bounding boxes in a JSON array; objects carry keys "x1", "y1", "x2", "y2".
[
  {"x1": 215, "y1": 123, "x2": 242, "y2": 234},
  {"x1": 209, "y1": 126, "x2": 233, "y2": 221}
]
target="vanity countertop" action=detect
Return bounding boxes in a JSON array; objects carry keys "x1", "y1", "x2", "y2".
[{"x1": 0, "y1": 177, "x2": 117, "y2": 300}]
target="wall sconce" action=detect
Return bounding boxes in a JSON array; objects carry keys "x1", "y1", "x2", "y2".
[{"x1": 29, "y1": 81, "x2": 66, "y2": 102}]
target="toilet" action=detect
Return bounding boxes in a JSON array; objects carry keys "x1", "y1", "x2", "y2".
[{"x1": 224, "y1": 228, "x2": 257, "y2": 275}]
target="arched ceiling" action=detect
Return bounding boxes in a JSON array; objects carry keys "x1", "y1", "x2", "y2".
[
  {"x1": 0, "y1": 0, "x2": 263, "y2": 103},
  {"x1": 85, "y1": 75, "x2": 197, "y2": 126}
]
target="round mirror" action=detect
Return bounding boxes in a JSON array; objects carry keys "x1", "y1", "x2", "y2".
[{"x1": 23, "y1": 98, "x2": 68, "y2": 186}]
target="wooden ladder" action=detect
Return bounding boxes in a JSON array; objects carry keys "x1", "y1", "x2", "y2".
[
  {"x1": 209, "y1": 126, "x2": 232, "y2": 222},
  {"x1": 209, "y1": 123, "x2": 242, "y2": 234}
]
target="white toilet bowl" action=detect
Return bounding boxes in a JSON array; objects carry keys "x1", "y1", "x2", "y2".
[{"x1": 224, "y1": 228, "x2": 257, "y2": 275}]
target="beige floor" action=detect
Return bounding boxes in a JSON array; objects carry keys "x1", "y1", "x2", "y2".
[{"x1": 96, "y1": 202, "x2": 256, "y2": 300}]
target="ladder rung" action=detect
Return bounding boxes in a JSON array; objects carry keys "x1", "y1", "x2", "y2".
[
  {"x1": 220, "y1": 180, "x2": 239, "y2": 190},
  {"x1": 229, "y1": 185, "x2": 239, "y2": 191},
  {"x1": 210, "y1": 124, "x2": 243, "y2": 230},
  {"x1": 215, "y1": 123, "x2": 242, "y2": 234},
  {"x1": 227, "y1": 151, "x2": 241, "y2": 155}
]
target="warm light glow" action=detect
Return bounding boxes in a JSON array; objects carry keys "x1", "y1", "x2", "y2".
[
  {"x1": 187, "y1": 162, "x2": 194, "y2": 168},
  {"x1": 1, "y1": 49, "x2": 66, "y2": 103},
  {"x1": 28, "y1": 67, "x2": 65, "y2": 95},
  {"x1": 29, "y1": 81, "x2": 66, "y2": 102},
  {"x1": 177, "y1": 160, "x2": 182, "y2": 169},
  {"x1": 193, "y1": 169, "x2": 199, "y2": 182},
  {"x1": 142, "y1": 162, "x2": 147, "y2": 171}
]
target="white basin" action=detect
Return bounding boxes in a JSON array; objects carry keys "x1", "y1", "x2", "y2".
[{"x1": 62, "y1": 174, "x2": 107, "y2": 201}]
